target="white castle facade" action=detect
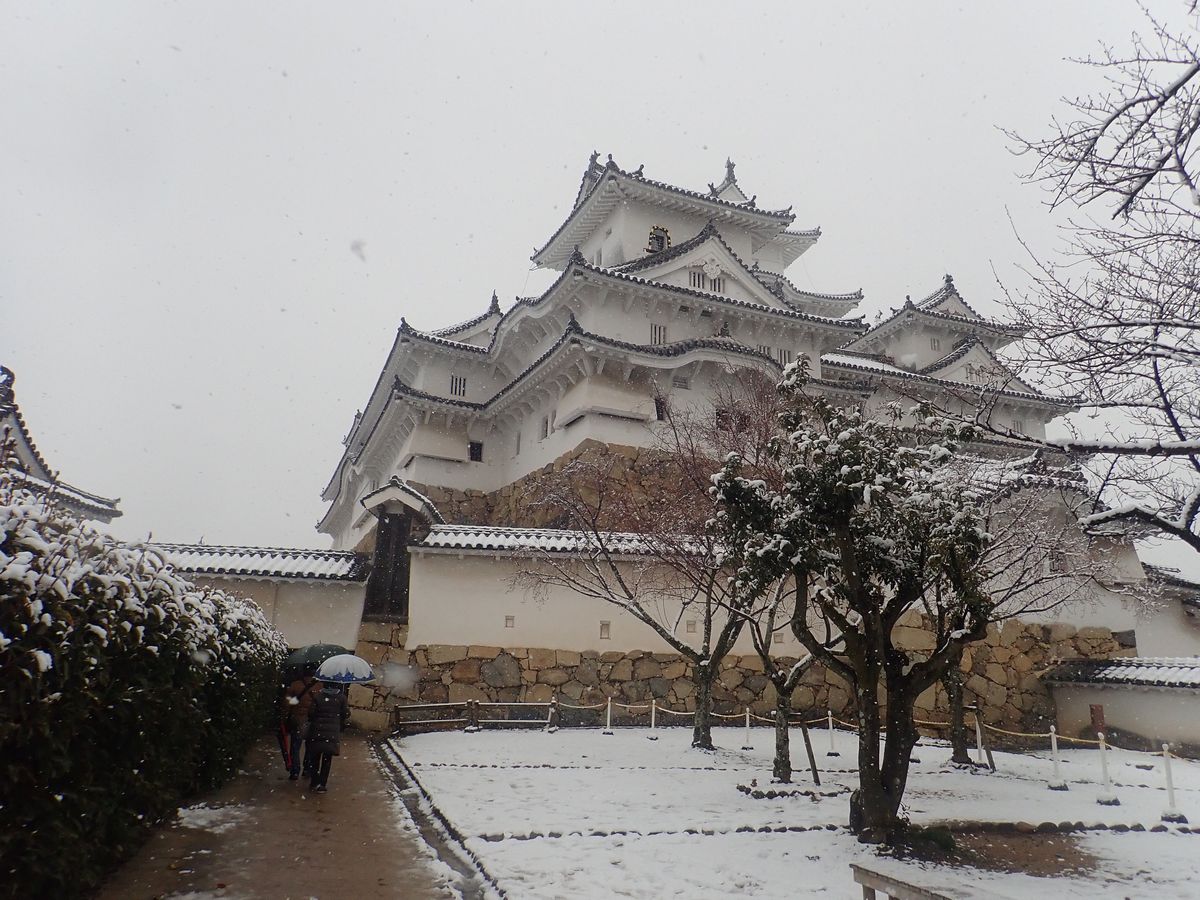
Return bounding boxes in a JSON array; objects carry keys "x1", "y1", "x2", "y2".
[{"x1": 319, "y1": 154, "x2": 1071, "y2": 554}]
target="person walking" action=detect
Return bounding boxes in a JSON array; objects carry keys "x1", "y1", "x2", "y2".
[
  {"x1": 307, "y1": 681, "x2": 350, "y2": 793},
  {"x1": 282, "y1": 673, "x2": 319, "y2": 781}
]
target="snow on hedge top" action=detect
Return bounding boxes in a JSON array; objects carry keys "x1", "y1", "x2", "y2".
[{"x1": 1, "y1": 478, "x2": 287, "y2": 678}]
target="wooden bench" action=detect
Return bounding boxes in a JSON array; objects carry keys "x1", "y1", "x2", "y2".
[{"x1": 851, "y1": 863, "x2": 1009, "y2": 899}]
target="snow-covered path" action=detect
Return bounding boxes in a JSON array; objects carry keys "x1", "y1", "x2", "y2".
[{"x1": 387, "y1": 726, "x2": 1200, "y2": 898}]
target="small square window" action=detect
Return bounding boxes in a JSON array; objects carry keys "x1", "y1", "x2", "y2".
[
  {"x1": 504, "y1": 615, "x2": 515, "y2": 628},
  {"x1": 686, "y1": 620, "x2": 696, "y2": 634},
  {"x1": 773, "y1": 632, "x2": 784, "y2": 644},
  {"x1": 672, "y1": 374, "x2": 690, "y2": 390},
  {"x1": 599, "y1": 621, "x2": 611, "y2": 640},
  {"x1": 468, "y1": 441, "x2": 483, "y2": 462}
]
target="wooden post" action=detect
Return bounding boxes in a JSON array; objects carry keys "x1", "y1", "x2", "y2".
[
  {"x1": 799, "y1": 716, "x2": 821, "y2": 786},
  {"x1": 545, "y1": 697, "x2": 560, "y2": 733},
  {"x1": 464, "y1": 699, "x2": 481, "y2": 733}
]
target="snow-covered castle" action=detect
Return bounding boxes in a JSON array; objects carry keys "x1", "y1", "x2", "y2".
[{"x1": 319, "y1": 154, "x2": 1071, "y2": 556}]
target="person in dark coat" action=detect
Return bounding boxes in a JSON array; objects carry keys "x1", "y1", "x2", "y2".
[
  {"x1": 307, "y1": 681, "x2": 350, "y2": 792},
  {"x1": 282, "y1": 674, "x2": 319, "y2": 781}
]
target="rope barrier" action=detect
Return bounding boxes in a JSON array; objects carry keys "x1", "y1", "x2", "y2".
[{"x1": 556, "y1": 701, "x2": 607, "y2": 711}]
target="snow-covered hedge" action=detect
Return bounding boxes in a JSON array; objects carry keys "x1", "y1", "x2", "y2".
[{"x1": 0, "y1": 477, "x2": 288, "y2": 898}]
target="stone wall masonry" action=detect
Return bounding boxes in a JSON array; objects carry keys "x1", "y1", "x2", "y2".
[{"x1": 348, "y1": 618, "x2": 1132, "y2": 737}]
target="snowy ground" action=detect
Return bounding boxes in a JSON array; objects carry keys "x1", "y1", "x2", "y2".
[{"x1": 385, "y1": 725, "x2": 1200, "y2": 899}]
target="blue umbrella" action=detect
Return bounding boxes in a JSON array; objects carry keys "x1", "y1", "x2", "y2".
[{"x1": 315, "y1": 653, "x2": 376, "y2": 684}]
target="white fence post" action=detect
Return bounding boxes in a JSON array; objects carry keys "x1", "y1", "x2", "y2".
[
  {"x1": 826, "y1": 709, "x2": 840, "y2": 757},
  {"x1": 1096, "y1": 732, "x2": 1120, "y2": 806},
  {"x1": 974, "y1": 711, "x2": 985, "y2": 765},
  {"x1": 1048, "y1": 725, "x2": 1067, "y2": 791},
  {"x1": 741, "y1": 706, "x2": 753, "y2": 750},
  {"x1": 647, "y1": 699, "x2": 658, "y2": 741},
  {"x1": 602, "y1": 697, "x2": 614, "y2": 735},
  {"x1": 1162, "y1": 744, "x2": 1188, "y2": 823}
]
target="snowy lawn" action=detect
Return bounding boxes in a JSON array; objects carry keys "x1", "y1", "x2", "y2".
[{"x1": 386, "y1": 725, "x2": 1200, "y2": 898}]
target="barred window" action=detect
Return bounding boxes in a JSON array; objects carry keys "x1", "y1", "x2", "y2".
[
  {"x1": 689, "y1": 270, "x2": 707, "y2": 290},
  {"x1": 710, "y1": 276, "x2": 725, "y2": 294},
  {"x1": 450, "y1": 374, "x2": 467, "y2": 397},
  {"x1": 650, "y1": 323, "x2": 668, "y2": 345},
  {"x1": 777, "y1": 348, "x2": 793, "y2": 366}
]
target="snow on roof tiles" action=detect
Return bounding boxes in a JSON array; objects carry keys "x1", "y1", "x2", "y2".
[
  {"x1": 155, "y1": 543, "x2": 369, "y2": 582},
  {"x1": 417, "y1": 524, "x2": 656, "y2": 555},
  {"x1": 1043, "y1": 657, "x2": 1200, "y2": 690}
]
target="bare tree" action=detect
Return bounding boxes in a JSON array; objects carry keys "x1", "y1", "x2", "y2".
[
  {"x1": 511, "y1": 366, "x2": 783, "y2": 750},
  {"x1": 990, "y1": 8, "x2": 1200, "y2": 551}
]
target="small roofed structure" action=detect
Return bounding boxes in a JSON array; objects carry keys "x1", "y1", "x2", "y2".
[
  {"x1": 0, "y1": 365, "x2": 121, "y2": 524},
  {"x1": 156, "y1": 541, "x2": 371, "y2": 650}
]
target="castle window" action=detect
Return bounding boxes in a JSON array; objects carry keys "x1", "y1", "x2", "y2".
[
  {"x1": 773, "y1": 632, "x2": 784, "y2": 644},
  {"x1": 654, "y1": 396, "x2": 669, "y2": 421},
  {"x1": 777, "y1": 348, "x2": 793, "y2": 366},
  {"x1": 672, "y1": 374, "x2": 690, "y2": 390},
  {"x1": 599, "y1": 621, "x2": 611, "y2": 640},
  {"x1": 1012, "y1": 418, "x2": 1025, "y2": 435},
  {"x1": 539, "y1": 416, "x2": 550, "y2": 440},
  {"x1": 686, "y1": 620, "x2": 697, "y2": 634},
  {"x1": 450, "y1": 374, "x2": 467, "y2": 397},
  {"x1": 595, "y1": 247, "x2": 603, "y2": 266},
  {"x1": 689, "y1": 270, "x2": 707, "y2": 290},
  {"x1": 710, "y1": 276, "x2": 725, "y2": 294},
  {"x1": 930, "y1": 337, "x2": 941, "y2": 352},
  {"x1": 758, "y1": 344, "x2": 772, "y2": 357},
  {"x1": 650, "y1": 323, "x2": 668, "y2": 345},
  {"x1": 514, "y1": 430, "x2": 521, "y2": 456},
  {"x1": 646, "y1": 225, "x2": 671, "y2": 254},
  {"x1": 468, "y1": 441, "x2": 484, "y2": 462},
  {"x1": 505, "y1": 615, "x2": 515, "y2": 628}
]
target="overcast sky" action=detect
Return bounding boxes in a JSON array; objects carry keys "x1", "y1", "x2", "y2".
[{"x1": 2, "y1": 1, "x2": 1194, "y2": 574}]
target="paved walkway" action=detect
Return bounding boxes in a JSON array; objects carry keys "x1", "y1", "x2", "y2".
[{"x1": 98, "y1": 732, "x2": 456, "y2": 900}]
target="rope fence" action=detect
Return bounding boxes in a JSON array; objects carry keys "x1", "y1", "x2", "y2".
[{"x1": 390, "y1": 697, "x2": 1192, "y2": 821}]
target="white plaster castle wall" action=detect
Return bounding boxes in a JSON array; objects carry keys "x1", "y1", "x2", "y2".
[
  {"x1": 1051, "y1": 684, "x2": 1200, "y2": 746},
  {"x1": 192, "y1": 575, "x2": 366, "y2": 649},
  {"x1": 406, "y1": 550, "x2": 798, "y2": 655},
  {"x1": 1135, "y1": 601, "x2": 1200, "y2": 657}
]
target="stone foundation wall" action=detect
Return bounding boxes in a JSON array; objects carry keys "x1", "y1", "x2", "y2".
[{"x1": 349, "y1": 617, "x2": 1130, "y2": 737}]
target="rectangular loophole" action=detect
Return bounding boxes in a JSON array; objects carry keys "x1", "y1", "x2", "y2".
[
  {"x1": 504, "y1": 615, "x2": 515, "y2": 629},
  {"x1": 599, "y1": 621, "x2": 611, "y2": 640}
]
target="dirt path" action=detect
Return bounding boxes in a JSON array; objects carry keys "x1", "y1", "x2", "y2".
[{"x1": 97, "y1": 732, "x2": 456, "y2": 900}]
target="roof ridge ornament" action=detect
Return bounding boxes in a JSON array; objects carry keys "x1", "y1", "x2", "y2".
[
  {"x1": 489, "y1": 290, "x2": 501, "y2": 314},
  {"x1": 725, "y1": 158, "x2": 736, "y2": 183}
]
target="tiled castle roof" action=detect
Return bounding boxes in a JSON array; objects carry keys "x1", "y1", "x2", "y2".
[
  {"x1": 155, "y1": 542, "x2": 369, "y2": 582},
  {"x1": 1043, "y1": 657, "x2": 1200, "y2": 690}
]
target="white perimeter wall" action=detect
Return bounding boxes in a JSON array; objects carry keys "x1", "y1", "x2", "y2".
[
  {"x1": 1052, "y1": 684, "x2": 1200, "y2": 747},
  {"x1": 193, "y1": 575, "x2": 366, "y2": 649},
  {"x1": 407, "y1": 550, "x2": 787, "y2": 655},
  {"x1": 1135, "y1": 601, "x2": 1200, "y2": 657}
]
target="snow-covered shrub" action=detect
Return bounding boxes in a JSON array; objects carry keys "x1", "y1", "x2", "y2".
[{"x1": 0, "y1": 474, "x2": 287, "y2": 898}]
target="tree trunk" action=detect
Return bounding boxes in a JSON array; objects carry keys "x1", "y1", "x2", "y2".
[
  {"x1": 773, "y1": 689, "x2": 792, "y2": 783},
  {"x1": 691, "y1": 665, "x2": 715, "y2": 750},
  {"x1": 851, "y1": 679, "x2": 919, "y2": 842},
  {"x1": 945, "y1": 667, "x2": 971, "y2": 765}
]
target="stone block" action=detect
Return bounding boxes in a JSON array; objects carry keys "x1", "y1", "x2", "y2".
[
  {"x1": 468, "y1": 645, "x2": 502, "y2": 659},
  {"x1": 528, "y1": 647, "x2": 557, "y2": 669},
  {"x1": 740, "y1": 655, "x2": 765, "y2": 673},
  {"x1": 351, "y1": 709, "x2": 391, "y2": 732},
  {"x1": 448, "y1": 683, "x2": 489, "y2": 703},
  {"x1": 451, "y1": 658, "x2": 482, "y2": 683},
  {"x1": 355, "y1": 641, "x2": 389, "y2": 666},
  {"x1": 560, "y1": 681, "x2": 585, "y2": 700},
  {"x1": 426, "y1": 644, "x2": 469, "y2": 665},
  {"x1": 623, "y1": 680, "x2": 648, "y2": 702},
  {"x1": 609, "y1": 659, "x2": 633, "y2": 681},
  {"x1": 421, "y1": 683, "x2": 448, "y2": 703},
  {"x1": 524, "y1": 683, "x2": 555, "y2": 703},
  {"x1": 575, "y1": 658, "x2": 600, "y2": 686},
  {"x1": 601, "y1": 651, "x2": 625, "y2": 663},
  {"x1": 633, "y1": 658, "x2": 662, "y2": 680},
  {"x1": 481, "y1": 652, "x2": 522, "y2": 688},
  {"x1": 648, "y1": 677, "x2": 671, "y2": 698},
  {"x1": 793, "y1": 686, "x2": 816, "y2": 709},
  {"x1": 538, "y1": 668, "x2": 571, "y2": 686},
  {"x1": 893, "y1": 625, "x2": 935, "y2": 652},
  {"x1": 985, "y1": 682, "x2": 1007, "y2": 709},
  {"x1": 674, "y1": 679, "x2": 695, "y2": 699},
  {"x1": 721, "y1": 669, "x2": 745, "y2": 691},
  {"x1": 662, "y1": 661, "x2": 688, "y2": 680},
  {"x1": 1075, "y1": 626, "x2": 1110, "y2": 641},
  {"x1": 348, "y1": 684, "x2": 375, "y2": 709},
  {"x1": 1047, "y1": 623, "x2": 1077, "y2": 642},
  {"x1": 357, "y1": 621, "x2": 393, "y2": 644},
  {"x1": 1000, "y1": 620, "x2": 1023, "y2": 647},
  {"x1": 390, "y1": 626, "x2": 409, "y2": 649},
  {"x1": 985, "y1": 664, "x2": 1008, "y2": 686},
  {"x1": 510, "y1": 647, "x2": 529, "y2": 659},
  {"x1": 557, "y1": 650, "x2": 582, "y2": 667},
  {"x1": 743, "y1": 674, "x2": 769, "y2": 694},
  {"x1": 1011, "y1": 654, "x2": 1035, "y2": 674}
]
